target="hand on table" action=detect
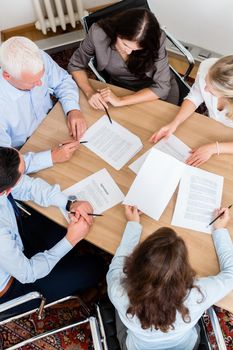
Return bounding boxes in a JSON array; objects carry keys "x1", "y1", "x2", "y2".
[
  {"x1": 87, "y1": 91, "x2": 108, "y2": 110},
  {"x1": 98, "y1": 87, "x2": 122, "y2": 107},
  {"x1": 149, "y1": 122, "x2": 177, "y2": 144},
  {"x1": 52, "y1": 140, "x2": 80, "y2": 163},
  {"x1": 68, "y1": 200, "x2": 94, "y2": 225},
  {"x1": 124, "y1": 205, "x2": 142, "y2": 223},
  {"x1": 67, "y1": 110, "x2": 87, "y2": 140},
  {"x1": 186, "y1": 144, "x2": 216, "y2": 167},
  {"x1": 66, "y1": 217, "x2": 91, "y2": 246},
  {"x1": 213, "y1": 207, "x2": 230, "y2": 230}
]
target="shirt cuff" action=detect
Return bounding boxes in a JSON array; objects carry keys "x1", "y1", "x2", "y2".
[
  {"x1": 49, "y1": 191, "x2": 68, "y2": 210},
  {"x1": 62, "y1": 102, "x2": 81, "y2": 116},
  {"x1": 49, "y1": 237, "x2": 73, "y2": 257}
]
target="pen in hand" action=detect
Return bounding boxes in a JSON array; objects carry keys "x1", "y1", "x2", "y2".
[
  {"x1": 59, "y1": 141, "x2": 88, "y2": 147},
  {"x1": 69, "y1": 211, "x2": 103, "y2": 217},
  {"x1": 103, "y1": 105, "x2": 112, "y2": 124},
  {"x1": 207, "y1": 204, "x2": 232, "y2": 226}
]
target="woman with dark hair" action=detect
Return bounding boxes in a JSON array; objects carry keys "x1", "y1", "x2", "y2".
[
  {"x1": 107, "y1": 205, "x2": 233, "y2": 349},
  {"x1": 68, "y1": 9, "x2": 179, "y2": 110}
]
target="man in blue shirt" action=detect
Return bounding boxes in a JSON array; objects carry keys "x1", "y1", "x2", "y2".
[
  {"x1": 0, "y1": 36, "x2": 87, "y2": 174},
  {"x1": 0, "y1": 147, "x2": 104, "y2": 305}
]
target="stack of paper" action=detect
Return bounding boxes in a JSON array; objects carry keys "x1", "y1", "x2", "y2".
[
  {"x1": 80, "y1": 115, "x2": 143, "y2": 170},
  {"x1": 124, "y1": 148, "x2": 223, "y2": 234},
  {"x1": 60, "y1": 168, "x2": 125, "y2": 221},
  {"x1": 129, "y1": 135, "x2": 191, "y2": 174}
]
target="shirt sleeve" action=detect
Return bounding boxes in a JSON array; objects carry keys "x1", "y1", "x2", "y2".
[
  {"x1": 68, "y1": 24, "x2": 97, "y2": 73},
  {"x1": 0, "y1": 222, "x2": 72, "y2": 283},
  {"x1": 184, "y1": 62, "x2": 205, "y2": 107},
  {"x1": 194, "y1": 228, "x2": 233, "y2": 311},
  {"x1": 42, "y1": 51, "x2": 80, "y2": 114},
  {"x1": 12, "y1": 174, "x2": 68, "y2": 210},
  {"x1": 149, "y1": 31, "x2": 172, "y2": 100},
  {"x1": 23, "y1": 151, "x2": 53, "y2": 174},
  {"x1": 107, "y1": 221, "x2": 142, "y2": 302}
]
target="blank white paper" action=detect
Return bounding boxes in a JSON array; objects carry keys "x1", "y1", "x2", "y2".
[
  {"x1": 80, "y1": 115, "x2": 143, "y2": 170},
  {"x1": 129, "y1": 135, "x2": 191, "y2": 174},
  {"x1": 171, "y1": 166, "x2": 223, "y2": 234},
  {"x1": 124, "y1": 148, "x2": 185, "y2": 220},
  {"x1": 60, "y1": 168, "x2": 125, "y2": 221}
]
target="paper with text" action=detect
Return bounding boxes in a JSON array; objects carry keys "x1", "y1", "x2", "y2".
[
  {"x1": 60, "y1": 168, "x2": 125, "y2": 221},
  {"x1": 129, "y1": 135, "x2": 191, "y2": 174},
  {"x1": 172, "y1": 166, "x2": 223, "y2": 233},
  {"x1": 124, "y1": 148, "x2": 185, "y2": 220},
  {"x1": 80, "y1": 115, "x2": 143, "y2": 170}
]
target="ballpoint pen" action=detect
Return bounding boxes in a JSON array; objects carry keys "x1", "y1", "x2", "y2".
[
  {"x1": 103, "y1": 105, "x2": 112, "y2": 124},
  {"x1": 207, "y1": 204, "x2": 232, "y2": 226},
  {"x1": 59, "y1": 141, "x2": 88, "y2": 147},
  {"x1": 69, "y1": 212, "x2": 103, "y2": 217}
]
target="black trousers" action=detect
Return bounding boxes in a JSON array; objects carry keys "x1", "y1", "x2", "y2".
[{"x1": 0, "y1": 207, "x2": 106, "y2": 311}]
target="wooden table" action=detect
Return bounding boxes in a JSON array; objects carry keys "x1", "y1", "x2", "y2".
[{"x1": 21, "y1": 79, "x2": 233, "y2": 312}]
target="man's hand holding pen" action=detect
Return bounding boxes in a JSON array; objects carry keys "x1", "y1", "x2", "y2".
[
  {"x1": 68, "y1": 200, "x2": 94, "y2": 225},
  {"x1": 52, "y1": 140, "x2": 80, "y2": 163}
]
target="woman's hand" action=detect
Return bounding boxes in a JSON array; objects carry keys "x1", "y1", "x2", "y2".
[
  {"x1": 149, "y1": 122, "x2": 178, "y2": 144},
  {"x1": 186, "y1": 144, "x2": 216, "y2": 167},
  {"x1": 88, "y1": 91, "x2": 108, "y2": 110},
  {"x1": 98, "y1": 87, "x2": 123, "y2": 107},
  {"x1": 124, "y1": 205, "x2": 142, "y2": 223},
  {"x1": 213, "y1": 207, "x2": 230, "y2": 230}
]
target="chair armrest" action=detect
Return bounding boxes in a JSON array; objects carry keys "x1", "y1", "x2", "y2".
[
  {"x1": 0, "y1": 291, "x2": 43, "y2": 313},
  {"x1": 207, "y1": 307, "x2": 227, "y2": 350},
  {"x1": 163, "y1": 27, "x2": 195, "y2": 81}
]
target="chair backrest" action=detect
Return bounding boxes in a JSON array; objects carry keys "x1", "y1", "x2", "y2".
[{"x1": 82, "y1": 0, "x2": 150, "y2": 33}]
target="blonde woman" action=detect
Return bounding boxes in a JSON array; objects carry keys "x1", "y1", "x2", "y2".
[{"x1": 150, "y1": 56, "x2": 233, "y2": 167}]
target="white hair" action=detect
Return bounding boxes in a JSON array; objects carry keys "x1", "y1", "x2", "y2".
[{"x1": 0, "y1": 36, "x2": 44, "y2": 79}]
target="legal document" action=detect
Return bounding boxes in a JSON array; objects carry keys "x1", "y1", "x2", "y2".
[
  {"x1": 124, "y1": 148, "x2": 223, "y2": 233},
  {"x1": 80, "y1": 115, "x2": 143, "y2": 170},
  {"x1": 60, "y1": 168, "x2": 125, "y2": 221},
  {"x1": 172, "y1": 166, "x2": 223, "y2": 234},
  {"x1": 129, "y1": 135, "x2": 191, "y2": 174}
]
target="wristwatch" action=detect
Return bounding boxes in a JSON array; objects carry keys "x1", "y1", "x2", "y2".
[{"x1": 66, "y1": 195, "x2": 78, "y2": 212}]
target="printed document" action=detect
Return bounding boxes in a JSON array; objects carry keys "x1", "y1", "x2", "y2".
[
  {"x1": 172, "y1": 166, "x2": 223, "y2": 234},
  {"x1": 80, "y1": 115, "x2": 143, "y2": 170},
  {"x1": 129, "y1": 135, "x2": 191, "y2": 174},
  {"x1": 124, "y1": 148, "x2": 223, "y2": 233},
  {"x1": 60, "y1": 168, "x2": 125, "y2": 221}
]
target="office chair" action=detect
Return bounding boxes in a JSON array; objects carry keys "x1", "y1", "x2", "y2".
[
  {"x1": 97, "y1": 295, "x2": 227, "y2": 350},
  {"x1": 82, "y1": 0, "x2": 194, "y2": 105},
  {"x1": 0, "y1": 291, "x2": 108, "y2": 350}
]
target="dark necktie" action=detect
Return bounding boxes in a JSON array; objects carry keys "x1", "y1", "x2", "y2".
[{"x1": 7, "y1": 193, "x2": 21, "y2": 218}]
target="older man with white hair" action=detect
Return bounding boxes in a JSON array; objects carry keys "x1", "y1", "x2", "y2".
[{"x1": 0, "y1": 36, "x2": 87, "y2": 173}]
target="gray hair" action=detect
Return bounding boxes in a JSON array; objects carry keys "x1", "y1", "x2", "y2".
[
  {"x1": 209, "y1": 55, "x2": 233, "y2": 119},
  {"x1": 0, "y1": 36, "x2": 43, "y2": 79}
]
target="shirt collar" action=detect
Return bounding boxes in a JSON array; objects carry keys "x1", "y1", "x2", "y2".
[{"x1": 0, "y1": 69, "x2": 26, "y2": 100}]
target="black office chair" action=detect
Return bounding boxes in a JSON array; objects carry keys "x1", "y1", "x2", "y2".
[
  {"x1": 82, "y1": 0, "x2": 194, "y2": 105},
  {"x1": 98, "y1": 295, "x2": 226, "y2": 350},
  {"x1": 0, "y1": 292, "x2": 108, "y2": 350}
]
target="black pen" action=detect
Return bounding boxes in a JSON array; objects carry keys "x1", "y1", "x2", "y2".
[
  {"x1": 207, "y1": 204, "x2": 232, "y2": 226},
  {"x1": 59, "y1": 141, "x2": 88, "y2": 147},
  {"x1": 69, "y1": 211, "x2": 103, "y2": 217},
  {"x1": 103, "y1": 105, "x2": 112, "y2": 124}
]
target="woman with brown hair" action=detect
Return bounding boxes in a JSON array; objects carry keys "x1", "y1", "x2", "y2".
[
  {"x1": 107, "y1": 205, "x2": 233, "y2": 349},
  {"x1": 68, "y1": 8, "x2": 179, "y2": 110}
]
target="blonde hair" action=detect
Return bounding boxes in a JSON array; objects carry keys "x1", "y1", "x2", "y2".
[
  {"x1": 0, "y1": 36, "x2": 43, "y2": 79},
  {"x1": 209, "y1": 55, "x2": 233, "y2": 119}
]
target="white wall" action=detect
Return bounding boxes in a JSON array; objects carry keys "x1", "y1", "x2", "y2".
[
  {"x1": 0, "y1": 0, "x2": 232, "y2": 55},
  {"x1": 148, "y1": 0, "x2": 233, "y2": 55}
]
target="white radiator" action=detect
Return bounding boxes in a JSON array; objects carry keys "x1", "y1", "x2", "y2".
[{"x1": 32, "y1": 0, "x2": 88, "y2": 35}]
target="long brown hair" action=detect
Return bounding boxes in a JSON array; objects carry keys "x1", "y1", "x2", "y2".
[
  {"x1": 122, "y1": 227, "x2": 203, "y2": 332},
  {"x1": 98, "y1": 8, "x2": 161, "y2": 78}
]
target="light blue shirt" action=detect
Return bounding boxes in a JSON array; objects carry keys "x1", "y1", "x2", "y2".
[
  {"x1": 107, "y1": 222, "x2": 233, "y2": 350},
  {"x1": 0, "y1": 172, "x2": 72, "y2": 292},
  {"x1": 0, "y1": 50, "x2": 80, "y2": 173}
]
